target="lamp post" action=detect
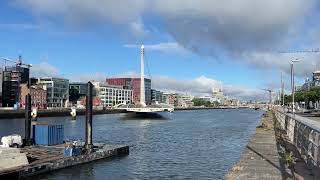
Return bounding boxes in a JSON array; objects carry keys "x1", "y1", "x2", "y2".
[{"x1": 291, "y1": 59, "x2": 300, "y2": 116}]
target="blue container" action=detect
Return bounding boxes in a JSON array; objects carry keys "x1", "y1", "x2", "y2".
[
  {"x1": 34, "y1": 124, "x2": 64, "y2": 145},
  {"x1": 64, "y1": 147, "x2": 82, "y2": 157}
]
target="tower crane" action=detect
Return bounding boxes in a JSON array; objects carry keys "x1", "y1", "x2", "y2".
[{"x1": 278, "y1": 49, "x2": 320, "y2": 53}]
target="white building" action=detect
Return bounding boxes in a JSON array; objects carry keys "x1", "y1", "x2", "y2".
[
  {"x1": 212, "y1": 86, "x2": 225, "y2": 104},
  {"x1": 93, "y1": 82, "x2": 133, "y2": 107},
  {"x1": 33, "y1": 77, "x2": 69, "y2": 108},
  {"x1": 177, "y1": 94, "x2": 194, "y2": 107}
]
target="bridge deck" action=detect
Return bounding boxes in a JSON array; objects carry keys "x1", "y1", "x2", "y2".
[{"x1": 117, "y1": 104, "x2": 174, "y2": 113}]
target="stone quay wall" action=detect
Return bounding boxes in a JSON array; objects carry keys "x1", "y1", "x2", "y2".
[{"x1": 273, "y1": 108, "x2": 320, "y2": 168}]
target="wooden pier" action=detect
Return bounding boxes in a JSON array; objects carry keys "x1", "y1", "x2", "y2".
[{"x1": 0, "y1": 144, "x2": 129, "y2": 179}]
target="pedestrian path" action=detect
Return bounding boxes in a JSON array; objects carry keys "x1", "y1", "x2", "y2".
[{"x1": 226, "y1": 112, "x2": 287, "y2": 180}]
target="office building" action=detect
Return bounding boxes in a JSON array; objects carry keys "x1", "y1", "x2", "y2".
[
  {"x1": 32, "y1": 77, "x2": 69, "y2": 108},
  {"x1": 151, "y1": 89, "x2": 164, "y2": 103},
  {"x1": 106, "y1": 78, "x2": 151, "y2": 105},
  {"x1": 93, "y1": 82, "x2": 133, "y2": 107},
  {"x1": 69, "y1": 82, "x2": 88, "y2": 105}
]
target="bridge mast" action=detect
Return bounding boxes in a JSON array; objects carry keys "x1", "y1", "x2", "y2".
[{"x1": 140, "y1": 45, "x2": 146, "y2": 106}]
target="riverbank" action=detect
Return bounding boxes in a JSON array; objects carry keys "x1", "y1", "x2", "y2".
[
  {"x1": 0, "y1": 109, "x2": 127, "y2": 119},
  {"x1": 0, "y1": 107, "x2": 251, "y2": 119},
  {"x1": 226, "y1": 111, "x2": 319, "y2": 179},
  {"x1": 226, "y1": 111, "x2": 285, "y2": 179}
]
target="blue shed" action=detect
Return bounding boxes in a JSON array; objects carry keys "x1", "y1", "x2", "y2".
[{"x1": 34, "y1": 124, "x2": 64, "y2": 145}]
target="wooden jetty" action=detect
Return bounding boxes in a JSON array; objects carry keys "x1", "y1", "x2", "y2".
[{"x1": 0, "y1": 144, "x2": 129, "y2": 179}]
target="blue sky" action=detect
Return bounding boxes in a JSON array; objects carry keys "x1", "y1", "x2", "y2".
[{"x1": 0, "y1": 0, "x2": 319, "y2": 100}]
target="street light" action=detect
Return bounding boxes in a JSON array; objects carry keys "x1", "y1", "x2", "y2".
[{"x1": 291, "y1": 59, "x2": 300, "y2": 116}]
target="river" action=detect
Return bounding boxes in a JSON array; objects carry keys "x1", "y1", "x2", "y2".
[{"x1": 0, "y1": 109, "x2": 263, "y2": 180}]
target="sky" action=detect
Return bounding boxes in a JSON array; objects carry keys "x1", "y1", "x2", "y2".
[{"x1": 0, "y1": 0, "x2": 320, "y2": 101}]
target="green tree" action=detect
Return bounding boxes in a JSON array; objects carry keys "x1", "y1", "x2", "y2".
[{"x1": 192, "y1": 98, "x2": 218, "y2": 107}]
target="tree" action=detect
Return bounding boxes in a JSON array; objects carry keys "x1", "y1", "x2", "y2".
[
  {"x1": 69, "y1": 88, "x2": 81, "y2": 104},
  {"x1": 191, "y1": 98, "x2": 218, "y2": 107}
]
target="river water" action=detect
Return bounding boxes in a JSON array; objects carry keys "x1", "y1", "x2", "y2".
[{"x1": 0, "y1": 109, "x2": 263, "y2": 180}]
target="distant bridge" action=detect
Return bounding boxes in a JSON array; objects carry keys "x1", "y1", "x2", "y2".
[{"x1": 117, "y1": 104, "x2": 174, "y2": 113}]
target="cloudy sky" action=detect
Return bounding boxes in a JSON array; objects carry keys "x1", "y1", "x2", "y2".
[{"x1": 1, "y1": 0, "x2": 320, "y2": 100}]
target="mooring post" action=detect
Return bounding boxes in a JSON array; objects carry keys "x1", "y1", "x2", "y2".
[
  {"x1": 24, "y1": 94, "x2": 32, "y2": 146},
  {"x1": 85, "y1": 81, "x2": 93, "y2": 152}
]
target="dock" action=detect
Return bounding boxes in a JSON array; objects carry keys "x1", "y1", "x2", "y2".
[{"x1": 0, "y1": 144, "x2": 129, "y2": 179}]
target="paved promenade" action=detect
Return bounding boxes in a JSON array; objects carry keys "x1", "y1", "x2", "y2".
[{"x1": 226, "y1": 112, "x2": 287, "y2": 179}]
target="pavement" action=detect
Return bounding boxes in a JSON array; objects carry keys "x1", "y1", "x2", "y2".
[{"x1": 226, "y1": 112, "x2": 287, "y2": 180}]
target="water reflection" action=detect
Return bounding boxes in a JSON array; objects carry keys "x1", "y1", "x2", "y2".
[{"x1": 0, "y1": 109, "x2": 263, "y2": 179}]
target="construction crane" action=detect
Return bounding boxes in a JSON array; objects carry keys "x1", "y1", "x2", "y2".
[
  {"x1": 0, "y1": 55, "x2": 32, "y2": 69},
  {"x1": 278, "y1": 49, "x2": 320, "y2": 54}
]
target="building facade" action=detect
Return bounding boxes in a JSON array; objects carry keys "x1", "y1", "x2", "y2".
[
  {"x1": 2, "y1": 65, "x2": 29, "y2": 107},
  {"x1": 176, "y1": 94, "x2": 194, "y2": 107},
  {"x1": 162, "y1": 93, "x2": 177, "y2": 106},
  {"x1": 32, "y1": 77, "x2": 69, "y2": 108},
  {"x1": 69, "y1": 82, "x2": 88, "y2": 105},
  {"x1": 20, "y1": 84, "x2": 47, "y2": 109},
  {"x1": 0, "y1": 68, "x2": 3, "y2": 106},
  {"x1": 151, "y1": 89, "x2": 164, "y2": 103},
  {"x1": 93, "y1": 82, "x2": 133, "y2": 107},
  {"x1": 106, "y1": 78, "x2": 151, "y2": 105},
  {"x1": 301, "y1": 71, "x2": 320, "y2": 91},
  {"x1": 212, "y1": 87, "x2": 225, "y2": 104}
]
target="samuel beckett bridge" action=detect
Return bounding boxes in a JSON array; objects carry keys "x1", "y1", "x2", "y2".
[{"x1": 116, "y1": 45, "x2": 174, "y2": 113}]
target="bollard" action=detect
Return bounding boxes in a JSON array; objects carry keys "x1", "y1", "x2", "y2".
[
  {"x1": 31, "y1": 107, "x2": 37, "y2": 121},
  {"x1": 85, "y1": 81, "x2": 93, "y2": 153},
  {"x1": 24, "y1": 94, "x2": 33, "y2": 146},
  {"x1": 70, "y1": 106, "x2": 77, "y2": 120}
]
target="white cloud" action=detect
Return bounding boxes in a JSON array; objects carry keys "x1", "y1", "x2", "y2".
[
  {"x1": 14, "y1": 0, "x2": 320, "y2": 77},
  {"x1": 152, "y1": 75, "x2": 267, "y2": 100},
  {"x1": 124, "y1": 42, "x2": 190, "y2": 55},
  {"x1": 31, "y1": 62, "x2": 59, "y2": 77},
  {"x1": 129, "y1": 21, "x2": 150, "y2": 38},
  {"x1": 69, "y1": 72, "x2": 108, "y2": 83},
  {"x1": 241, "y1": 51, "x2": 320, "y2": 77},
  {"x1": 16, "y1": 0, "x2": 146, "y2": 24}
]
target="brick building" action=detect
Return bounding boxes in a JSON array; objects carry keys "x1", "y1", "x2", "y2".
[
  {"x1": 106, "y1": 78, "x2": 151, "y2": 105},
  {"x1": 20, "y1": 84, "x2": 47, "y2": 109}
]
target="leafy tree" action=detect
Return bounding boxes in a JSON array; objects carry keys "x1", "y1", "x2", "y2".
[
  {"x1": 192, "y1": 98, "x2": 218, "y2": 107},
  {"x1": 69, "y1": 88, "x2": 81, "y2": 104}
]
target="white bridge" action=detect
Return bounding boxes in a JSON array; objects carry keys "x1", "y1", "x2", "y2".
[
  {"x1": 116, "y1": 45, "x2": 174, "y2": 113},
  {"x1": 117, "y1": 104, "x2": 174, "y2": 113}
]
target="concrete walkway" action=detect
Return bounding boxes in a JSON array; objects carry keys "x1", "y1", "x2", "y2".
[{"x1": 226, "y1": 112, "x2": 287, "y2": 180}]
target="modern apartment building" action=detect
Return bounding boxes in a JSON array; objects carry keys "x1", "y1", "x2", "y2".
[
  {"x1": 32, "y1": 77, "x2": 69, "y2": 108},
  {"x1": 106, "y1": 78, "x2": 151, "y2": 105},
  {"x1": 93, "y1": 82, "x2": 133, "y2": 107}
]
